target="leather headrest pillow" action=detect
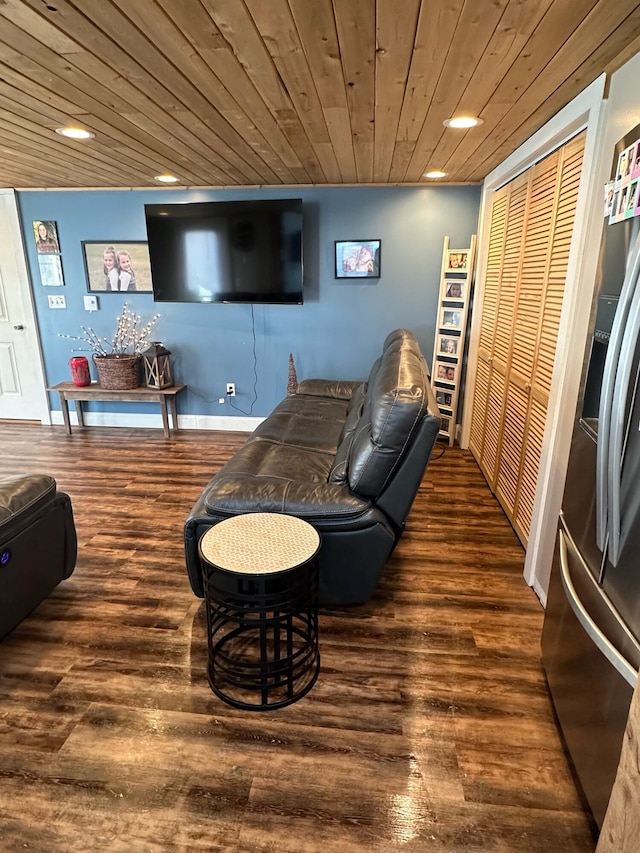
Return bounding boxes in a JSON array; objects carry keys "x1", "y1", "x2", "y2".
[{"x1": 347, "y1": 333, "x2": 428, "y2": 498}]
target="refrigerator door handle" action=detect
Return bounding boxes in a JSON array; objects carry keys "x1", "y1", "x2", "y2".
[
  {"x1": 559, "y1": 530, "x2": 639, "y2": 688},
  {"x1": 596, "y1": 230, "x2": 640, "y2": 551},
  {"x1": 608, "y1": 253, "x2": 640, "y2": 566}
]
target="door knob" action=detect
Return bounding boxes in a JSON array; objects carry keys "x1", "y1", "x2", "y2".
[{"x1": 13, "y1": 324, "x2": 24, "y2": 330}]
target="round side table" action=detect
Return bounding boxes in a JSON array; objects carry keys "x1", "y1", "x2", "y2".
[{"x1": 199, "y1": 513, "x2": 321, "y2": 711}]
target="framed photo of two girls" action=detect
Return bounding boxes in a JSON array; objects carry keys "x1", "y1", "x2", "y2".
[{"x1": 82, "y1": 241, "x2": 153, "y2": 293}]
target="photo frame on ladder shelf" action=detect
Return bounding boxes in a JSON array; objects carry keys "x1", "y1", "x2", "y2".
[{"x1": 445, "y1": 250, "x2": 469, "y2": 274}]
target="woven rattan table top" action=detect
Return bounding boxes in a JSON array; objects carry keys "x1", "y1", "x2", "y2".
[{"x1": 199, "y1": 513, "x2": 320, "y2": 575}]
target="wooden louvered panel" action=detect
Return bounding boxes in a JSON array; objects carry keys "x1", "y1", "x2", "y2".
[
  {"x1": 530, "y1": 159, "x2": 558, "y2": 197},
  {"x1": 480, "y1": 191, "x2": 508, "y2": 354},
  {"x1": 535, "y1": 344, "x2": 556, "y2": 399},
  {"x1": 480, "y1": 368, "x2": 506, "y2": 485},
  {"x1": 510, "y1": 154, "x2": 555, "y2": 386},
  {"x1": 534, "y1": 133, "x2": 585, "y2": 400},
  {"x1": 514, "y1": 396, "x2": 547, "y2": 542},
  {"x1": 494, "y1": 179, "x2": 527, "y2": 367},
  {"x1": 496, "y1": 381, "x2": 529, "y2": 517},
  {"x1": 511, "y1": 309, "x2": 538, "y2": 383},
  {"x1": 469, "y1": 355, "x2": 491, "y2": 462}
]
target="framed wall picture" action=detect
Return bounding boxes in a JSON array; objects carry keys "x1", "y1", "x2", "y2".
[
  {"x1": 335, "y1": 239, "x2": 381, "y2": 278},
  {"x1": 436, "y1": 390, "x2": 453, "y2": 409},
  {"x1": 435, "y1": 361, "x2": 456, "y2": 384},
  {"x1": 439, "y1": 335, "x2": 459, "y2": 356},
  {"x1": 445, "y1": 250, "x2": 469, "y2": 273},
  {"x1": 33, "y1": 220, "x2": 60, "y2": 254},
  {"x1": 82, "y1": 241, "x2": 153, "y2": 293},
  {"x1": 444, "y1": 279, "x2": 465, "y2": 300},
  {"x1": 37, "y1": 254, "x2": 64, "y2": 287},
  {"x1": 440, "y1": 307, "x2": 462, "y2": 329}
]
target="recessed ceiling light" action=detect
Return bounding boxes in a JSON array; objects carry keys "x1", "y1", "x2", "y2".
[
  {"x1": 154, "y1": 174, "x2": 179, "y2": 184},
  {"x1": 424, "y1": 170, "x2": 447, "y2": 179},
  {"x1": 443, "y1": 116, "x2": 483, "y2": 129},
  {"x1": 55, "y1": 127, "x2": 95, "y2": 139}
]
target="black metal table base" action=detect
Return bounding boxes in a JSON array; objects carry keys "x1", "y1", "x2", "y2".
[{"x1": 203, "y1": 558, "x2": 320, "y2": 711}]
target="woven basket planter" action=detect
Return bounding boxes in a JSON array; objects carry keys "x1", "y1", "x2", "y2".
[{"x1": 93, "y1": 354, "x2": 141, "y2": 390}]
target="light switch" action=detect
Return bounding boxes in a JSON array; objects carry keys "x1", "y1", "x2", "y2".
[{"x1": 84, "y1": 294, "x2": 98, "y2": 311}]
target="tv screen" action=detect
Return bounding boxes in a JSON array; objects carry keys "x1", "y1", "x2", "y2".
[{"x1": 144, "y1": 198, "x2": 303, "y2": 304}]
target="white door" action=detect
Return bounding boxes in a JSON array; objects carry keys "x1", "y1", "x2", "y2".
[{"x1": 0, "y1": 189, "x2": 49, "y2": 422}]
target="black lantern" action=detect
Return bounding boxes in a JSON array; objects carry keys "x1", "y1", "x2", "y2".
[{"x1": 142, "y1": 342, "x2": 173, "y2": 389}]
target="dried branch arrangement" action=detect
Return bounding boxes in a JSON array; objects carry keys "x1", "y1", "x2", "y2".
[{"x1": 60, "y1": 303, "x2": 160, "y2": 357}]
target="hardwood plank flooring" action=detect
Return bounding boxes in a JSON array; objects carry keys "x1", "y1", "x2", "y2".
[{"x1": 0, "y1": 423, "x2": 595, "y2": 852}]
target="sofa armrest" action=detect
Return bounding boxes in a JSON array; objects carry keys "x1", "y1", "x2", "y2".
[{"x1": 296, "y1": 378, "x2": 362, "y2": 400}]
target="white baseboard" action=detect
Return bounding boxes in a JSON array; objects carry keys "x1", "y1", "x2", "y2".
[
  {"x1": 49, "y1": 410, "x2": 263, "y2": 432},
  {"x1": 532, "y1": 577, "x2": 547, "y2": 608}
]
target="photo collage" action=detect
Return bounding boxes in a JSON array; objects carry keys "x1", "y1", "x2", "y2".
[
  {"x1": 605, "y1": 139, "x2": 640, "y2": 223},
  {"x1": 431, "y1": 236, "x2": 475, "y2": 446}
]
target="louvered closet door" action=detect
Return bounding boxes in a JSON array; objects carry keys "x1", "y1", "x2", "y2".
[
  {"x1": 513, "y1": 134, "x2": 585, "y2": 539},
  {"x1": 469, "y1": 132, "x2": 585, "y2": 546},
  {"x1": 469, "y1": 188, "x2": 506, "y2": 477}
]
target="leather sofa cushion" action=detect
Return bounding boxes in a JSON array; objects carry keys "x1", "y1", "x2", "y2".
[
  {"x1": 347, "y1": 332, "x2": 428, "y2": 498},
  {"x1": 295, "y1": 378, "x2": 362, "y2": 400},
  {"x1": 210, "y1": 437, "x2": 334, "y2": 485},
  {"x1": 204, "y1": 473, "x2": 372, "y2": 518},
  {"x1": 253, "y1": 393, "x2": 348, "y2": 453},
  {"x1": 202, "y1": 435, "x2": 373, "y2": 519},
  {"x1": 328, "y1": 382, "x2": 367, "y2": 484}
]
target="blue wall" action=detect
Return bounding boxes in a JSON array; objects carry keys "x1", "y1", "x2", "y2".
[{"x1": 17, "y1": 186, "x2": 481, "y2": 418}]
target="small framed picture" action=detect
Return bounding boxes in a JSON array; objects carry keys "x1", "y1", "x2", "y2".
[
  {"x1": 623, "y1": 143, "x2": 636, "y2": 179},
  {"x1": 616, "y1": 147, "x2": 633, "y2": 182},
  {"x1": 440, "y1": 307, "x2": 462, "y2": 329},
  {"x1": 604, "y1": 181, "x2": 615, "y2": 217},
  {"x1": 82, "y1": 241, "x2": 153, "y2": 293},
  {"x1": 33, "y1": 220, "x2": 60, "y2": 254},
  {"x1": 439, "y1": 335, "x2": 459, "y2": 356},
  {"x1": 444, "y1": 279, "x2": 464, "y2": 300},
  {"x1": 625, "y1": 180, "x2": 639, "y2": 218},
  {"x1": 435, "y1": 361, "x2": 456, "y2": 384},
  {"x1": 436, "y1": 390, "x2": 453, "y2": 408},
  {"x1": 440, "y1": 416, "x2": 450, "y2": 435},
  {"x1": 609, "y1": 190, "x2": 620, "y2": 224},
  {"x1": 632, "y1": 142, "x2": 640, "y2": 179},
  {"x1": 618, "y1": 186, "x2": 630, "y2": 217},
  {"x1": 335, "y1": 239, "x2": 381, "y2": 278},
  {"x1": 446, "y1": 250, "x2": 468, "y2": 273}
]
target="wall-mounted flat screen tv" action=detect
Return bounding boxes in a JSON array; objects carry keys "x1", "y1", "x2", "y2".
[{"x1": 144, "y1": 198, "x2": 303, "y2": 304}]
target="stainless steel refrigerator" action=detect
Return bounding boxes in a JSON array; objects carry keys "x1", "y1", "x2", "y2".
[{"x1": 542, "y1": 124, "x2": 640, "y2": 829}]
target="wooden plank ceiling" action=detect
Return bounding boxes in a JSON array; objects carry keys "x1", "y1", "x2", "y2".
[{"x1": 1, "y1": 0, "x2": 639, "y2": 189}]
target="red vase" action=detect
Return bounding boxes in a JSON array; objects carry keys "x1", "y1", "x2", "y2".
[{"x1": 69, "y1": 356, "x2": 91, "y2": 387}]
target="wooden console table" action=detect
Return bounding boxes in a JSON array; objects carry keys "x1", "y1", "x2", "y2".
[{"x1": 47, "y1": 381, "x2": 186, "y2": 438}]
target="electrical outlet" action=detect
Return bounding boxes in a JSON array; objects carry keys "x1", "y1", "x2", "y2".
[
  {"x1": 226, "y1": 382, "x2": 236, "y2": 397},
  {"x1": 218, "y1": 397, "x2": 225, "y2": 404},
  {"x1": 83, "y1": 294, "x2": 98, "y2": 312},
  {"x1": 47, "y1": 294, "x2": 66, "y2": 309}
]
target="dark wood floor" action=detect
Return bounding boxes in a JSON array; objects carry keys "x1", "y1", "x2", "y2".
[{"x1": 0, "y1": 422, "x2": 595, "y2": 853}]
